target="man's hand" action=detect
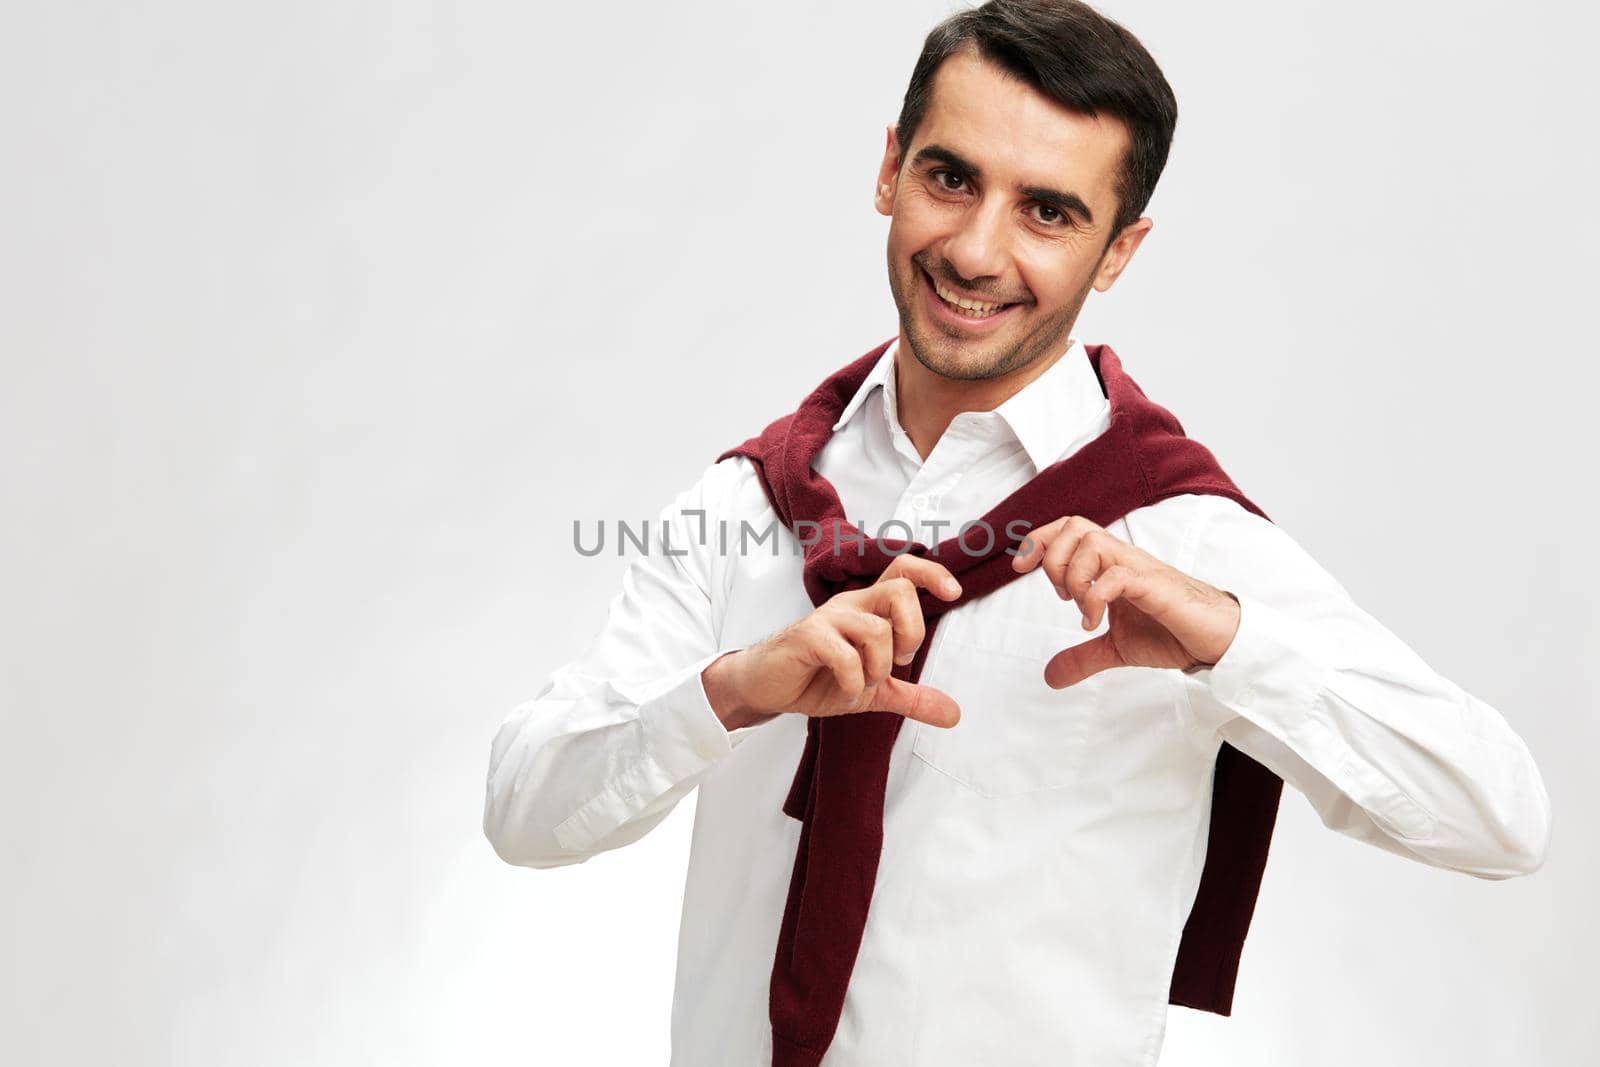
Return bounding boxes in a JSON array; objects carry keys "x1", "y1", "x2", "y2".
[
  {"x1": 1011, "y1": 515, "x2": 1241, "y2": 689},
  {"x1": 703, "y1": 555, "x2": 964, "y2": 731}
]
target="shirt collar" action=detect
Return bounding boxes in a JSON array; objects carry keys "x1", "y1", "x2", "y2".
[
  {"x1": 831, "y1": 341, "x2": 899, "y2": 433},
  {"x1": 830, "y1": 335, "x2": 1109, "y2": 471},
  {"x1": 988, "y1": 337, "x2": 1108, "y2": 470}
]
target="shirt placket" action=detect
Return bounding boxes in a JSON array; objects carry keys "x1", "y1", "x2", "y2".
[{"x1": 891, "y1": 418, "x2": 991, "y2": 548}]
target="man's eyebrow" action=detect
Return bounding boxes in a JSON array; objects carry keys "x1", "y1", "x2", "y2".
[
  {"x1": 909, "y1": 143, "x2": 1095, "y2": 227},
  {"x1": 911, "y1": 143, "x2": 982, "y2": 179}
]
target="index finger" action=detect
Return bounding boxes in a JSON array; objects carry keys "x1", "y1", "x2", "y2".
[
  {"x1": 1010, "y1": 516, "x2": 1071, "y2": 572},
  {"x1": 873, "y1": 553, "x2": 962, "y2": 600}
]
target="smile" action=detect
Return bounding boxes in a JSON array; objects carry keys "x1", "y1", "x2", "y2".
[{"x1": 921, "y1": 267, "x2": 1022, "y2": 328}]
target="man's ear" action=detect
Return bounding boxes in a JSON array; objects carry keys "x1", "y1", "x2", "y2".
[
  {"x1": 874, "y1": 125, "x2": 901, "y2": 217},
  {"x1": 1092, "y1": 217, "x2": 1154, "y2": 292}
]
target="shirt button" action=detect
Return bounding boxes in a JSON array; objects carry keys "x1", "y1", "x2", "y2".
[{"x1": 911, "y1": 494, "x2": 930, "y2": 512}]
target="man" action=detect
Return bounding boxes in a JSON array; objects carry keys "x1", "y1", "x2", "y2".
[{"x1": 483, "y1": 2, "x2": 1551, "y2": 1064}]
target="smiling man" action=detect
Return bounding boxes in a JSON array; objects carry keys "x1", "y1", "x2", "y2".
[{"x1": 483, "y1": 3, "x2": 1551, "y2": 1065}]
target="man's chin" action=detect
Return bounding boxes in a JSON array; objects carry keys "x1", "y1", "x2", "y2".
[{"x1": 905, "y1": 328, "x2": 1020, "y2": 382}]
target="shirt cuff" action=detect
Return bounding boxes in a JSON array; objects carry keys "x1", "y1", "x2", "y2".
[
  {"x1": 1183, "y1": 592, "x2": 1331, "y2": 746},
  {"x1": 639, "y1": 648, "x2": 771, "y2": 777}
]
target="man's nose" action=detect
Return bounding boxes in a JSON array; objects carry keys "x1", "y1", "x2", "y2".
[{"x1": 942, "y1": 198, "x2": 1011, "y2": 285}]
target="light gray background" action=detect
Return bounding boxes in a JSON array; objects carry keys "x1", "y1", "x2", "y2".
[{"x1": 2, "y1": 1, "x2": 1595, "y2": 1063}]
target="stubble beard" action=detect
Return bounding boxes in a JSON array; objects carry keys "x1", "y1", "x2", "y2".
[{"x1": 888, "y1": 252, "x2": 1095, "y2": 383}]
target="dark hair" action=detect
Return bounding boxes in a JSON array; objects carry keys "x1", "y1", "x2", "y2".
[{"x1": 894, "y1": 0, "x2": 1178, "y2": 238}]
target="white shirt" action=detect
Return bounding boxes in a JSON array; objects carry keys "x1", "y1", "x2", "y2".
[{"x1": 484, "y1": 336, "x2": 1551, "y2": 1066}]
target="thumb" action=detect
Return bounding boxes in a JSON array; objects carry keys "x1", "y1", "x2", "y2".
[
  {"x1": 1044, "y1": 633, "x2": 1123, "y2": 689},
  {"x1": 872, "y1": 676, "x2": 961, "y2": 728}
]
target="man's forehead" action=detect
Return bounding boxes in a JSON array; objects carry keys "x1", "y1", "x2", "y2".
[{"x1": 911, "y1": 50, "x2": 1130, "y2": 192}]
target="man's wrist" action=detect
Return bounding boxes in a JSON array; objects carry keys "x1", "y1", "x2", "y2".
[
  {"x1": 1183, "y1": 590, "x2": 1240, "y2": 675},
  {"x1": 702, "y1": 649, "x2": 763, "y2": 731}
]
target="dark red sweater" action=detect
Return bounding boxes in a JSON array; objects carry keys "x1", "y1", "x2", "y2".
[{"x1": 717, "y1": 337, "x2": 1284, "y2": 1067}]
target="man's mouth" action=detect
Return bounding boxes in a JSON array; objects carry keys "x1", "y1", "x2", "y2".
[{"x1": 922, "y1": 268, "x2": 1019, "y2": 321}]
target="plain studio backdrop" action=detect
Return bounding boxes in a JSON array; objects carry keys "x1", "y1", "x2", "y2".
[{"x1": 2, "y1": 0, "x2": 1596, "y2": 1063}]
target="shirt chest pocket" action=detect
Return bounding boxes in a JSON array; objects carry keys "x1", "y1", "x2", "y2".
[{"x1": 910, "y1": 614, "x2": 1108, "y2": 798}]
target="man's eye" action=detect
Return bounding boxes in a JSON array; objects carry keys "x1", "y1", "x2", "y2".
[
  {"x1": 1034, "y1": 204, "x2": 1066, "y2": 226},
  {"x1": 931, "y1": 169, "x2": 966, "y2": 191}
]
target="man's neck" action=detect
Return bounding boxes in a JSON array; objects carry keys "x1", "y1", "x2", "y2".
[{"x1": 893, "y1": 337, "x2": 1068, "y2": 462}]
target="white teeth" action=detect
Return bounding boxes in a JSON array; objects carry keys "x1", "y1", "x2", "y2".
[{"x1": 932, "y1": 277, "x2": 1008, "y2": 316}]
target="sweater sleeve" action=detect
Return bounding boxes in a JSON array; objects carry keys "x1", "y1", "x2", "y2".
[
  {"x1": 1171, "y1": 494, "x2": 1552, "y2": 879},
  {"x1": 482, "y1": 456, "x2": 770, "y2": 869}
]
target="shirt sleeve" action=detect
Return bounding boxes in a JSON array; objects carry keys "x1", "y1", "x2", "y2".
[
  {"x1": 1172, "y1": 494, "x2": 1552, "y2": 879},
  {"x1": 482, "y1": 456, "x2": 773, "y2": 869}
]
